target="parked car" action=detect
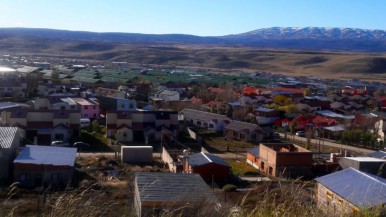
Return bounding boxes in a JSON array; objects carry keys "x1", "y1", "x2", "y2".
[
  {"x1": 73, "y1": 142, "x2": 90, "y2": 148},
  {"x1": 51, "y1": 141, "x2": 70, "y2": 147},
  {"x1": 295, "y1": 131, "x2": 305, "y2": 137}
]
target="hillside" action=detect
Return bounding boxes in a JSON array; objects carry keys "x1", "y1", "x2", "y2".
[{"x1": 1, "y1": 27, "x2": 386, "y2": 79}]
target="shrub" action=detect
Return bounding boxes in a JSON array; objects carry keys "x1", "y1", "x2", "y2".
[{"x1": 223, "y1": 184, "x2": 237, "y2": 192}]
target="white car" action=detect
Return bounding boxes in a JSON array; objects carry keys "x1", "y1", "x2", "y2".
[{"x1": 51, "y1": 141, "x2": 70, "y2": 147}]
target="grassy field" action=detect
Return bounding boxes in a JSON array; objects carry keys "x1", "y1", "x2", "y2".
[{"x1": 2, "y1": 36, "x2": 386, "y2": 81}]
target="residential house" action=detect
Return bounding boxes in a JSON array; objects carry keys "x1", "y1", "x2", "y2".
[
  {"x1": 0, "y1": 80, "x2": 25, "y2": 98},
  {"x1": 224, "y1": 121, "x2": 265, "y2": 142},
  {"x1": 97, "y1": 96, "x2": 137, "y2": 115},
  {"x1": 257, "y1": 143, "x2": 313, "y2": 178},
  {"x1": 0, "y1": 127, "x2": 21, "y2": 183},
  {"x1": 149, "y1": 89, "x2": 180, "y2": 102},
  {"x1": 106, "y1": 110, "x2": 178, "y2": 143},
  {"x1": 95, "y1": 87, "x2": 126, "y2": 98},
  {"x1": 179, "y1": 108, "x2": 231, "y2": 132},
  {"x1": 185, "y1": 152, "x2": 231, "y2": 181},
  {"x1": 14, "y1": 145, "x2": 77, "y2": 187},
  {"x1": 315, "y1": 167, "x2": 386, "y2": 216},
  {"x1": 70, "y1": 97, "x2": 100, "y2": 119},
  {"x1": 246, "y1": 146, "x2": 259, "y2": 169},
  {"x1": 254, "y1": 107, "x2": 281, "y2": 125},
  {"x1": 3, "y1": 109, "x2": 81, "y2": 145},
  {"x1": 339, "y1": 157, "x2": 386, "y2": 178},
  {"x1": 134, "y1": 172, "x2": 217, "y2": 217}
]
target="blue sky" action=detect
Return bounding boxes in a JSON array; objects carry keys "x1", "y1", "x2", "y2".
[{"x1": 0, "y1": 0, "x2": 385, "y2": 36}]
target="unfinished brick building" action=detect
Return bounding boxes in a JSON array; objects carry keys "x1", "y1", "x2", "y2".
[{"x1": 257, "y1": 143, "x2": 313, "y2": 178}]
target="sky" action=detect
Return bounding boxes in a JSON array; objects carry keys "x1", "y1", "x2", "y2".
[{"x1": 0, "y1": 0, "x2": 385, "y2": 36}]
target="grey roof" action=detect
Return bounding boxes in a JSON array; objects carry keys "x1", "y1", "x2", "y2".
[
  {"x1": 0, "y1": 127, "x2": 18, "y2": 149},
  {"x1": 16, "y1": 66, "x2": 40, "y2": 73},
  {"x1": 315, "y1": 167, "x2": 386, "y2": 208},
  {"x1": 135, "y1": 172, "x2": 216, "y2": 203},
  {"x1": 225, "y1": 120, "x2": 261, "y2": 133},
  {"x1": 0, "y1": 102, "x2": 22, "y2": 110},
  {"x1": 315, "y1": 110, "x2": 355, "y2": 120},
  {"x1": 247, "y1": 147, "x2": 260, "y2": 157},
  {"x1": 255, "y1": 107, "x2": 274, "y2": 113},
  {"x1": 188, "y1": 152, "x2": 230, "y2": 168},
  {"x1": 368, "y1": 151, "x2": 386, "y2": 159},
  {"x1": 14, "y1": 145, "x2": 77, "y2": 166},
  {"x1": 180, "y1": 108, "x2": 231, "y2": 122},
  {"x1": 323, "y1": 125, "x2": 345, "y2": 132}
]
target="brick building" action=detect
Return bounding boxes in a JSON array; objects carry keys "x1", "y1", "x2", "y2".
[{"x1": 257, "y1": 143, "x2": 313, "y2": 178}]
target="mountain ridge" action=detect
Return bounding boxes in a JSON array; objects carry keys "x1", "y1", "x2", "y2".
[{"x1": 0, "y1": 27, "x2": 386, "y2": 52}]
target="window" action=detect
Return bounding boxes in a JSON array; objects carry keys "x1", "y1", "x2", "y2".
[
  {"x1": 209, "y1": 124, "x2": 214, "y2": 128},
  {"x1": 233, "y1": 132, "x2": 238, "y2": 137},
  {"x1": 123, "y1": 133, "x2": 127, "y2": 137},
  {"x1": 240, "y1": 134, "x2": 245, "y2": 139},
  {"x1": 52, "y1": 174, "x2": 61, "y2": 184},
  {"x1": 197, "y1": 121, "x2": 201, "y2": 126},
  {"x1": 269, "y1": 167, "x2": 273, "y2": 175},
  {"x1": 204, "y1": 122, "x2": 208, "y2": 127},
  {"x1": 261, "y1": 162, "x2": 265, "y2": 170},
  {"x1": 190, "y1": 120, "x2": 193, "y2": 124},
  {"x1": 55, "y1": 134, "x2": 64, "y2": 140},
  {"x1": 84, "y1": 106, "x2": 88, "y2": 110},
  {"x1": 93, "y1": 113, "x2": 96, "y2": 118},
  {"x1": 120, "y1": 103, "x2": 125, "y2": 109},
  {"x1": 19, "y1": 174, "x2": 30, "y2": 182},
  {"x1": 352, "y1": 208, "x2": 359, "y2": 215},
  {"x1": 251, "y1": 134, "x2": 256, "y2": 139},
  {"x1": 338, "y1": 198, "x2": 343, "y2": 205},
  {"x1": 327, "y1": 191, "x2": 333, "y2": 200},
  {"x1": 60, "y1": 106, "x2": 66, "y2": 110},
  {"x1": 93, "y1": 105, "x2": 96, "y2": 109},
  {"x1": 70, "y1": 105, "x2": 76, "y2": 110}
]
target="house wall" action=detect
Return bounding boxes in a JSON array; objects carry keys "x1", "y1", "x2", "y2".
[
  {"x1": 121, "y1": 146, "x2": 152, "y2": 163},
  {"x1": 14, "y1": 163, "x2": 74, "y2": 187},
  {"x1": 28, "y1": 112, "x2": 53, "y2": 122},
  {"x1": 316, "y1": 183, "x2": 359, "y2": 216},
  {"x1": 80, "y1": 104, "x2": 99, "y2": 119},
  {"x1": 117, "y1": 98, "x2": 137, "y2": 111},
  {"x1": 246, "y1": 152, "x2": 260, "y2": 169},
  {"x1": 258, "y1": 144, "x2": 313, "y2": 178},
  {"x1": 188, "y1": 163, "x2": 230, "y2": 181},
  {"x1": 116, "y1": 128, "x2": 133, "y2": 142},
  {"x1": 0, "y1": 135, "x2": 19, "y2": 182}
]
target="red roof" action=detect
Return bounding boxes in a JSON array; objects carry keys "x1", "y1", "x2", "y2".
[
  {"x1": 312, "y1": 116, "x2": 337, "y2": 126},
  {"x1": 190, "y1": 96, "x2": 202, "y2": 104},
  {"x1": 208, "y1": 87, "x2": 224, "y2": 93},
  {"x1": 276, "y1": 87, "x2": 304, "y2": 94},
  {"x1": 206, "y1": 101, "x2": 223, "y2": 106}
]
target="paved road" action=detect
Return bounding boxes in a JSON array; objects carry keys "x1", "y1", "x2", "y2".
[{"x1": 278, "y1": 133, "x2": 373, "y2": 155}]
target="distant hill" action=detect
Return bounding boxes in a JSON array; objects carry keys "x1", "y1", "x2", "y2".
[
  {"x1": 1, "y1": 27, "x2": 386, "y2": 79},
  {"x1": 0, "y1": 27, "x2": 386, "y2": 52}
]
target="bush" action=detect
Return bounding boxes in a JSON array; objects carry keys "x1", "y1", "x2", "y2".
[{"x1": 223, "y1": 184, "x2": 237, "y2": 192}]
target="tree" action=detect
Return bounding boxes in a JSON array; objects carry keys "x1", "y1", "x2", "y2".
[
  {"x1": 51, "y1": 68, "x2": 60, "y2": 84},
  {"x1": 92, "y1": 120, "x2": 100, "y2": 133}
]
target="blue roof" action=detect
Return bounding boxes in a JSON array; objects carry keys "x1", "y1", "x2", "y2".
[
  {"x1": 247, "y1": 147, "x2": 259, "y2": 157},
  {"x1": 255, "y1": 107, "x2": 274, "y2": 112},
  {"x1": 188, "y1": 152, "x2": 230, "y2": 168},
  {"x1": 368, "y1": 151, "x2": 386, "y2": 159},
  {"x1": 315, "y1": 167, "x2": 386, "y2": 208},
  {"x1": 14, "y1": 145, "x2": 77, "y2": 166}
]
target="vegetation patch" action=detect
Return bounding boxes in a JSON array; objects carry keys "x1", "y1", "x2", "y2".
[{"x1": 227, "y1": 160, "x2": 259, "y2": 176}]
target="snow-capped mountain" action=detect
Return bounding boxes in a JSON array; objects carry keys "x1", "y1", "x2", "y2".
[{"x1": 224, "y1": 27, "x2": 386, "y2": 40}]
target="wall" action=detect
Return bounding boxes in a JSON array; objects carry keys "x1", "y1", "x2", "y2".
[
  {"x1": 14, "y1": 163, "x2": 74, "y2": 187},
  {"x1": 191, "y1": 163, "x2": 230, "y2": 181},
  {"x1": 246, "y1": 152, "x2": 260, "y2": 169},
  {"x1": 316, "y1": 183, "x2": 359, "y2": 216},
  {"x1": 121, "y1": 146, "x2": 153, "y2": 163}
]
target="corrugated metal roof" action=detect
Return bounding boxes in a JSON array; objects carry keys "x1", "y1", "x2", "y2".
[
  {"x1": 188, "y1": 152, "x2": 230, "y2": 168},
  {"x1": 179, "y1": 108, "x2": 231, "y2": 122},
  {"x1": 368, "y1": 151, "x2": 386, "y2": 159},
  {"x1": 135, "y1": 172, "x2": 216, "y2": 203},
  {"x1": 0, "y1": 127, "x2": 18, "y2": 149},
  {"x1": 14, "y1": 145, "x2": 77, "y2": 166},
  {"x1": 315, "y1": 167, "x2": 386, "y2": 208},
  {"x1": 247, "y1": 147, "x2": 259, "y2": 157},
  {"x1": 225, "y1": 120, "x2": 261, "y2": 132}
]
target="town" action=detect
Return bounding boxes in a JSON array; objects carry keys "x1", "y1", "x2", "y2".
[{"x1": 1, "y1": 54, "x2": 386, "y2": 216}]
